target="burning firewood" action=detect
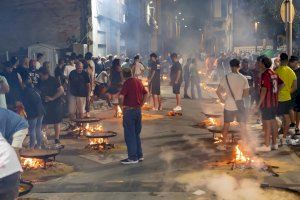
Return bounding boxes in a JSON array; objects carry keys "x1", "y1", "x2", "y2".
[{"x1": 167, "y1": 111, "x2": 183, "y2": 116}]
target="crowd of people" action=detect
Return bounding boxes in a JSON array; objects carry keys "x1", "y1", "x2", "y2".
[
  {"x1": 1, "y1": 48, "x2": 300, "y2": 198},
  {"x1": 215, "y1": 52, "x2": 300, "y2": 152}
]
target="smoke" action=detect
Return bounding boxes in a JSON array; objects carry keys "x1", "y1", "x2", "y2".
[
  {"x1": 176, "y1": 171, "x2": 299, "y2": 200},
  {"x1": 181, "y1": 134, "x2": 216, "y2": 155}
]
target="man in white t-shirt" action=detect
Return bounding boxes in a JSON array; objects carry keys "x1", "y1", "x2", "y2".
[
  {"x1": 132, "y1": 55, "x2": 145, "y2": 79},
  {"x1": 0, "y1": 133, "x2": 23, "y2": 199},
  {"x1": 0, "y1": 75, "x2": 9, "y2": 108},
  {"x1": 64, "y1": 58, "x2": 76, "y2": 78},
  {"x1": 216, "y1": 59, "x2": 250, "y2": 149}
]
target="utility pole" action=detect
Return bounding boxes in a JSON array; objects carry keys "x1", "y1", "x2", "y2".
[{"x1": 283, "y1": 0, "x2": 294, "y2": 56}]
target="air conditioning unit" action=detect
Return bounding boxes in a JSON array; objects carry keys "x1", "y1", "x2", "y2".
[{"x1": 73, "y1": 43, "x2": 88, "y2": 56}]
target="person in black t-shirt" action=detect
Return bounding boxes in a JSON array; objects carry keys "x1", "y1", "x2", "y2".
[
  {"x1": 1, "y1": 62, "x2": 23, "y2": 110},
  {"x1": 68, "y1": 61, "x2": 91, "y2": 120},
  {"x1": 148, "y1": 53, "x2": 162, "y2": 110},
  {"x1": 289, "y1": 56, "x2": 300, "y2": 132},
  {"x1": 36, "y1": 66, "x2": 64, "y2": 144},
  {"x1": 170, "y1": 53, "x2": 183, "y2": 112},
  {"x1": 21, "y1": 78, "x2": 45, "y2": 149}
]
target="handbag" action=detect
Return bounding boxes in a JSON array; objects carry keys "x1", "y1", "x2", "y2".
[{"x1": 226, "y1": 75, "x2": 245, "y2": 113}]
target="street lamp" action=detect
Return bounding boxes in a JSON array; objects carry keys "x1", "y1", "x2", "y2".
[{"x1": 254, "y1": 21, "x2": 260, "y2": 52}]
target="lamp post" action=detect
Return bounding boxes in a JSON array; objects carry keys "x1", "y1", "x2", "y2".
[{"x1": 254, "y1": 21, "x2": 260, "y2": 53}]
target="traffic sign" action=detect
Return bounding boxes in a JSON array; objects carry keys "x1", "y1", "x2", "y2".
[{"x1": 280, "y1": 0, "x2": 295, "y2": 23}]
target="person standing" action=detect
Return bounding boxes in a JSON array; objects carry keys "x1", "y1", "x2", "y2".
[
  {"x1": 36, "y1": 66, "x2": 64, "y2": 145},
  {"x1": 148, "y1": 53, "x2": 162, "y2": 110},
  {"x1": 289, "y1": 56, "x2": 300, "y2": 132},
  {"x1": 21, "y1": 79, "x2": 45, "y2": 149},
  {"x1": 183, "y1": 58, "x2": 192, "y2": 99},
  {"x1": 28, "y1": 59, "x2": 40, "y2": 86},
  {"x1": 239, "y1": 59, "x2": 254, "y2": 110},
  {"x1": 255, "y1": 57, "x2": 284, "y2": 152},
  {"x1": 121, "y1": 58, "x2": 131, "y2": 68},
  {"x1": 216, "y1": 59, "x2": 250, "y2": 150},
  {"x1": 132, "y1": 55, "x2": 145, "y2": 79},
  {"x1": 0, "y1": 75, "x2": 9, "y2": 109},
  {"x1": 96, "y1": 57, "x2": 106, "y2": 75},
  {"x1": 55, "y1": 58, "x2": 66, "y2": 86},
  {"x1": 275, "y1": 53, "x2": 297, "y2": 145},
  {"x1": 1, "y1": 62, "x2": 22, "y2": 110},
  {"x1": 170, "y1": 53, "x2": 183, "y2": 112},
  {"x1": 68, "y1": 61, "x2": 91, "y2": 120},
  {"x1": 108, "y1": 59, "x2": 123, "y2": 117},
  {"x1": 64, "y1": 55, "x2": 76, "y2": 78},
  {"x1": 16, "y1": 57, "x2": 30, "y2": 82},
  {"x1": 119, "y1": 68, "x2": 148, "y2": 164},
  {"x1": 190, "y1": 58, "x2": 202, "y2": 99},
  {"x1": 36, "y1": 53, "x2": 44, "y2": 70}
]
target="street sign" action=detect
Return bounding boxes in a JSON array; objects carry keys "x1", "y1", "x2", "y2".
[{"x1": 280, "y1": 0, "x2": 295, "y2": 23}]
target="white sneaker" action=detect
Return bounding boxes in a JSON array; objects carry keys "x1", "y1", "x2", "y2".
[
  {"x1": 255, "y1": 145, "x2": 271, "y2": 152},
  {"x1": 271, "y1": 143, "x2": 279, "y2": 150},
  {"x1": 173, "y1": 106, "x2": 182, "y2": 112}
]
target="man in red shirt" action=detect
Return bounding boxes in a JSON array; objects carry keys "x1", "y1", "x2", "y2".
[
  {"x1": 255, "y1": 57, "x2": 284, "y2": 152},
  {"x1": 119, "y1": 68, "x2": 148, "y2": 164}
]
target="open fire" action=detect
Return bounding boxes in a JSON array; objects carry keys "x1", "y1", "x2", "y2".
[
  {"x1": 200, "y1": 83, "x2": 217, "y2": 93},
  {"x1": 117, "y1": 105, "x2": 123, "y2": 118},
  {"x1": 84, "y1": 124, "x2": 117, "y2": 151},
  {"x1": 21, "y1": 157, "x2": 45, "y2": 169},
  {"x1": 199, "y1": 117, "x2": 221, "y2": 128}
]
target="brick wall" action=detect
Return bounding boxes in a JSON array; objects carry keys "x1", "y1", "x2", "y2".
[{"x1": 0, "y1": 0, "x2": 87, "y2": 56}]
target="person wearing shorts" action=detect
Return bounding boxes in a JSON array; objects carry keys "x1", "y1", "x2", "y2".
[
  {"x1": 255, "y1": 57, "x2": 284, "y2": 152},
  {"x1": 275, "y1": 53, "x2": 297, "y2": 145},
  {"x1": 148, "y1": 53, "x2": 161, "y2": 110},
  {"x1": 170, "y1": 53, "x2": 183, "y2": 112},
  {"x1": 289, "y1": 56, "x2": 300, "y2": 132},
  {"x1": 216, "y1": 59, "x2": 250, "y2": 150}
]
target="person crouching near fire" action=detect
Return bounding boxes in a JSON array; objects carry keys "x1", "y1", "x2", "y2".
[
  {"x1": 254, "y1": 57, "x2": 284, "y2": 152},
  {"x1": 216, "y1": 59, "x2": 250, "y2": 151},
  {"x1": 119, "y1": 68, "x2": 148, "y2": 164},
  {"x1": 0, "y1": 108, "x2": 29, "y2": 199}
]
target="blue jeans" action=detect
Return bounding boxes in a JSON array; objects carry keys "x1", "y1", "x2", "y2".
[
  {"x1": 28, "y1": 115, "x2": 44, "y2": 148},
  {"x1": 123, "y1": 108, "x2": 143, "y2": 161}
]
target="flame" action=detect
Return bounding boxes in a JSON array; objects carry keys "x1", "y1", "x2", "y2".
[
  {"x1": 233, "y1": 145, "x2": 251, "y2": 163},
  {"x1": 117, "y1": 106, "x2": 123, "y2": 118},
  {"x1": 74, "y1": 123, "x2": 104, "y2": 135},
  {"x1": 85, "y1": 123, "x2": 104, "y2": 134},
  {"x1": 162, "y1": 75, "x2": 168, "y2": 81},
  {"x1": 89, "y1": 138, "x2": 108, "y2": 145},
  {"x1": 200, "y1": 83, "x2": 217, "y2": 93},
  {"x1": 142, "y1": 102, "x2": 152, "y2": 110},
  {"x1": 198, "y1": 70, "x2": 205, "y2": 75},
  {"x1": 21, "y1": 157, "x2": 44, "y2": 169},
  {"x1": 200, "y1": 117, "x2": 221, "y2": 127},
  {"x1": 214, "y1": 134, "x2": 223, "y2": 144}
]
